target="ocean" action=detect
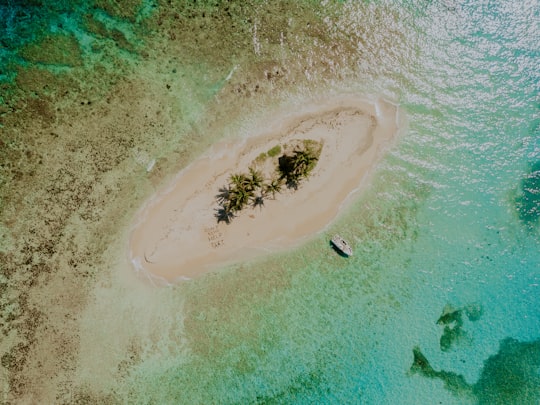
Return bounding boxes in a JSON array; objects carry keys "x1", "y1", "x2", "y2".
[{"x1": 1, "y1": 0, "x2": 538, "y2": 403}]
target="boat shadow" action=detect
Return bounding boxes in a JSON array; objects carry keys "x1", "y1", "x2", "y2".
[{"x1": 329, "y1": 241, "x2": 351, "y2": 258}]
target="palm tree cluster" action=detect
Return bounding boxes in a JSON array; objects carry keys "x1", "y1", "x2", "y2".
[
  {"x1": 215, "y1": 167, "x2": 281, "y2": 223},
  {"x1": 278, "y1": 147, "x2": 319, "y2": 189},
  {"x1": 215, "y1": 144, "x2": 320, "y2": 223}
]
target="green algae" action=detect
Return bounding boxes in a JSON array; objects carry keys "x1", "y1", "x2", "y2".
[
  {"x1": 435, "y1": 304, "x2": 483, "y2": 352},
  {"x1": 439, "y1": 325, "x2": 465, "y2": 352},
  {"x1": 1, "y1": 0, "x2": 148, "y2": 97},
  {"x1": 20, "y1": 33, "x2": 83, "y2": 66},
  {"x1": 436, "y1": 304, "x2": 482, "y2": 352},
  {"x1": 411, "y1": 338, "x2": 540, "y2": 405},
  {"x1": 14, "y1": 65, "x2": 74, "y2": 98},
  {"x1": 411, "y1": 303, "x2": 535, "y2": 404},
  {"x1": 473, "y1": 338, "x2": 540, "y2": 405},
  {"x1": 411, "y1": 346, "x2": 473, "y2": 397},
  {"x1": 93, "y1": 0, "x2": 145, "y2": 22},
  {"x1": 83, "y1": 14, "x2": 137, "y2": 53},
  {"x1": 437, "y1": 305, "x2": 463, "y2": 326}
]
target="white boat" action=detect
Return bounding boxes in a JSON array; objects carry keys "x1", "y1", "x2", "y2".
[{"x1": 331, "y1": 234, "x2": 353, "y2": 256}]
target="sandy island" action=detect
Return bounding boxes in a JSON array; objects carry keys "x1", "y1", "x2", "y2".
[{"x1": 129, "y1": 96, "x2": 400, "y2": 282}]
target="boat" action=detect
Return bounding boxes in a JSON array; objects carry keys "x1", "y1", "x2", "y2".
[{"x1": 330, "y1": 234, "x2": 353, "y2": 256}]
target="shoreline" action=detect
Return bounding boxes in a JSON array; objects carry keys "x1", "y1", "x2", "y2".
[{"x1": 128, "y1": 96, "x2": 401, "y2": 282}]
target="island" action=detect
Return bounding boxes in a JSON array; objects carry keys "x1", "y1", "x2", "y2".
[{"x1": 128, "y1": 96, "x2": 400, "y2": 282}]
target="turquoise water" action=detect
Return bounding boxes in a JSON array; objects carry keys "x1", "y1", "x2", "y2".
[
  {"x1": 124, "y1": 2, "x2": 539, "y2": 403},
  {"x1": 2, "y1": 0, "x2": 539, "y2": 403}
]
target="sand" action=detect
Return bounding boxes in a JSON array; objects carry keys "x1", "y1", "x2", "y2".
[{"x1": 128, "y1": 96, "x2": 400, "y2": 282}]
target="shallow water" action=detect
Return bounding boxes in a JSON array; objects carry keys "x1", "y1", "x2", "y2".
[{"x1": 1, "y1": 0, "x2": 539, "y2": 403}]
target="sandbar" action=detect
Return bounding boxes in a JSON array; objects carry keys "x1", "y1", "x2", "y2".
[{"x1": 129, "y1": 96, "x2": 400, "y2": 282}]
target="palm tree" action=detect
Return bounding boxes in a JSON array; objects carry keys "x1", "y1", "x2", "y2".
[
  {"x1": 216, "y1": 141, "x2": 321, "y2": 223},
  {"x1": 291, "y1": 148, "x2": 318, "y2": 178},
  {"x1": 277, "y1": 146, "x2": 319, "y2": 189},
  {"x1": 278, "y1": 154, "x2": 302, "y2": 189},
  {"x1": 286, "y1": 171, "x2": 302, "y2": 190},
  {"x1": 230, "y1": 186, "x2": 251, "y2": 212},
  {"x1": 264, "y1": 177, "x2": 283, "y2": 199},
  {"x1": 247, "y1": 167, "x2": 264, "y2": 192},
  {"x1": 229, "y1": 173, "x2": 248, "y2": 190}
]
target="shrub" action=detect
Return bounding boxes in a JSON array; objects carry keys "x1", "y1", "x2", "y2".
[{"x1": 267, "y1": 145, "x2": 281, "y2": 157}]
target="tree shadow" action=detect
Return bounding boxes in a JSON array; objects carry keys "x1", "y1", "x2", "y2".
[
  {"x1": 251, "y1": 194, "x2": 265, "y2": 210},
  {"x1": 214, "y1": 207, "x2": 235, "y2": 224},
  {"x1": 215, "y1": 186, "x2": 232, "y2": 205}
]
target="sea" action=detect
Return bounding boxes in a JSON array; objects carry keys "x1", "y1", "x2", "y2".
[{"x1": 1, "y1": 0, "x2": 539, "y2": 403}]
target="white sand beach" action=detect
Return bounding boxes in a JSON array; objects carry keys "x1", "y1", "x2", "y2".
[{"x1": 129, "y1": 96, "x2": 400, "y2": 282}]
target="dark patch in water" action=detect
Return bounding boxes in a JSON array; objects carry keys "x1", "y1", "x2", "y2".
[
  {"x1": 410, "y1": 346, "x2": 473, "y2": 397},
  {"x1": 0, "y1": 0, "x2": 144, "y2": 88},
  {"x1": 93, "y1": 0, "x2": 143, "y2": 22},
  {"x1": 436, "y1": 304, "x2": 482, "y2": 351},
  {"x1": 19, "y1": 33, "x2": 83, "y2": 66},
  {"x1": 0, "y1": 1, "x2": 83, "y2": 50},
  {"x1": 515, "y1": 160, "x2": 540, "y2": 227},
  {"x1": 439, "y1": 323, "x2": 466, "y2": 352},
  {"x1": 473, "y1": 338, "x2": 540, "y2": 404},
  {"x1": 464, "y1": 303, "x2": 483, "y2": 322},
  {"x1": 410, "y1": 338, "x2": 540, "y2": 404}
]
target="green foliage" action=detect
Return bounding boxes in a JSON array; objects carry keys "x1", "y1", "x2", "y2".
[
  {"x1": 215, "y1": 139, "x2": 321, "y2": 222},
  {"x1": 278, "y1": 145, "x2": 320, "y2": 189},
  {"x1": 302, "y1": 139, "x2": 321, "y2": 151},
  {"x1": 267, "y1": 145, "x2": 281, "y2": 157},
  {"x1": 264, "y1": 177, "x2": 284, "y2": 199},
  {"x1": 248, "y1": 167, "x2": 264, "y2": 191},
  {"x1": 255, "y1": 152, "x2": 268, "y2": 164}
]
